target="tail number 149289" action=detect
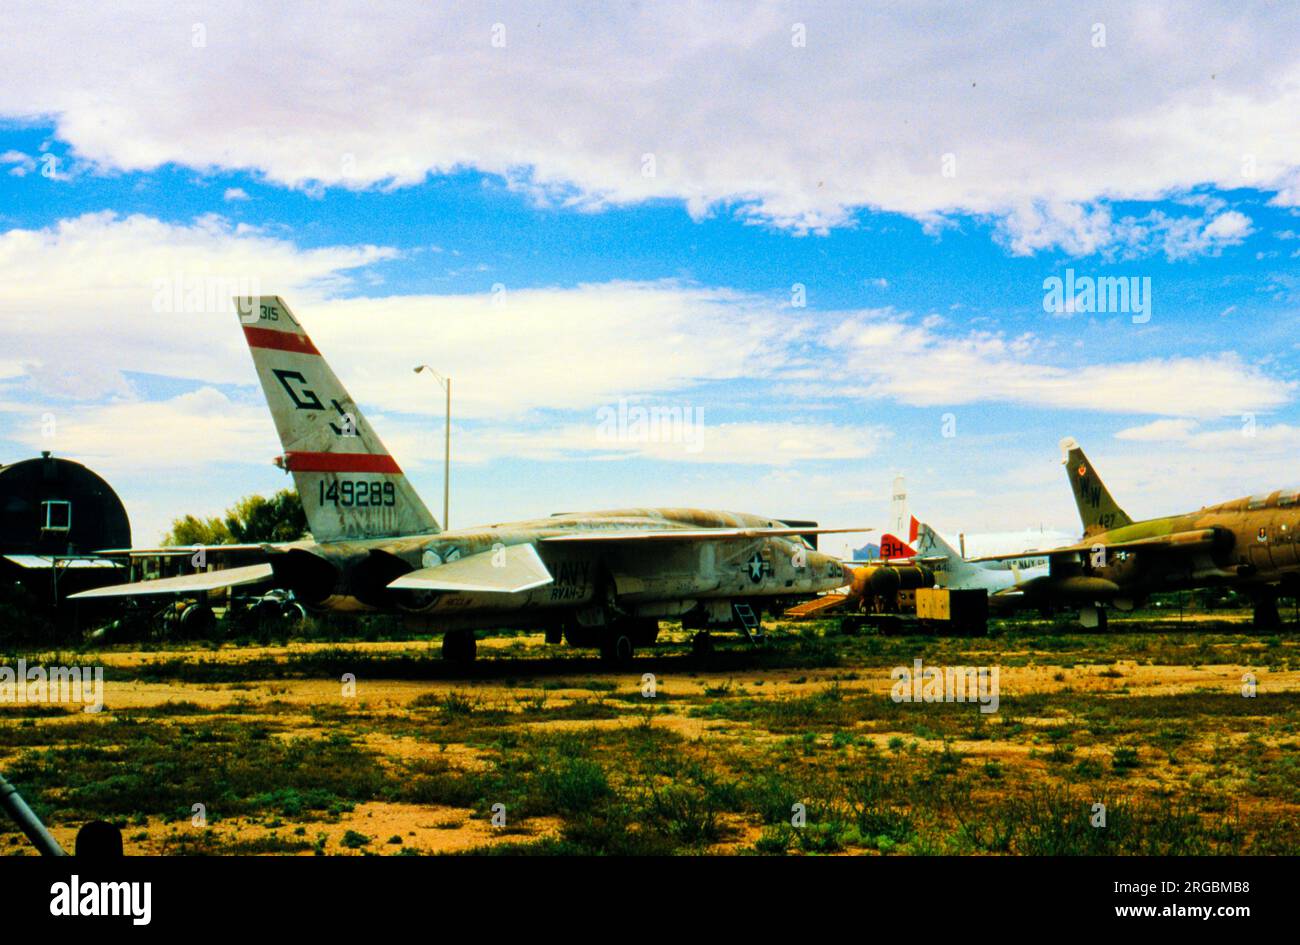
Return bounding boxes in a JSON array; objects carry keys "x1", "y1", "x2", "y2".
[{"x1": 320, "y1": 480, "x2": 396, "y2": 508}]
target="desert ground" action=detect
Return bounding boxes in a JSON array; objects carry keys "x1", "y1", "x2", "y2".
[{"x1": 3, "y1": 610, "x2": 1299, "y2": 855}]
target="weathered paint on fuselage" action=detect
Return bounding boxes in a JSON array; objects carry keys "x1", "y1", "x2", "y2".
[
  {"x1": 278, "y1": 507, "x2": 851, "y2": 629},
  {"x1": 1070, "y1": 490, "x2": 1300, "y2": 599}
]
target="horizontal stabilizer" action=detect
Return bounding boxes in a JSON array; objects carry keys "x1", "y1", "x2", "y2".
[
  {"x1": 388, "y1": 543, "x2": 553, "y2": 594},
  {"x1": 541, "y1": 526, "x2": 868, "y2": 543},
  {"x1": 68, "y1": 563, "x2": 275, "y2": 599},
  {"x1": 968, "y1": 527, "x2": 1228, "y2": 564},
  {"x1": 93, "y1": 543, "x2": 277, "y2": 557},
  {"x1": 4, "y1": 555, "x2": 121, "y2": 570}
]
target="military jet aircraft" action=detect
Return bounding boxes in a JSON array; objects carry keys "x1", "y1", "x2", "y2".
[
  {"x1": 972, "y1": 437, "x2": 1300, "y2": 629},
  {"x1": 901, "y1": 523, "x2": 1049, "y2": 604},
  {"x1": 73, "y1": 297, "x2": 859, "y2": 661}
]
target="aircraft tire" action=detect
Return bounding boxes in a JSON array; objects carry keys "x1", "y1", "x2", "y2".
[
  {"x1": 691, "y1": 631, "x2": 714, "y2": 657},
  {"x1": 178, "y1": 603, "x2": 215, "y2": 639},
  {"x1": 253, "y1": 599, "x2": 281, "y2": 624},
  {"x1": 600, "y1": 632, "x2": 634, "y2": 666},
  {"x1": 628, "y1": 617, "x2": 660, "y2": 646},
  {"x1": 442, "y1": 629, "x2": 478, "y2": 662},
  {"x1": 1253, "y1": 594, "x2": 1282, "y2": 630}
]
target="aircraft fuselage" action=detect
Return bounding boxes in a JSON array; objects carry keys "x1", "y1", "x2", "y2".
[
  {"x1": 1042, "y1": 490, "x2": 1300, "y2": 603},
  {"x1": 272, "y1": 507, "x2": 852, "y2": 631}
]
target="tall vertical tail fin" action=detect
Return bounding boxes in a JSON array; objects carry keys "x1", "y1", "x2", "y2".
[
  {"x1": 888, "y1": 475, "x2": 909, "y2": 539},
  {"x1": 1059, "y1": 436, "x2": 1131, "y2": 536},
  {"x1": 237, "y1": 296, "x2": 440, "y2": 542},
  {"x1": 914, "y1": 522, "x2": 980, "y2": 583},
  {"x1": 879, "y1": 533, "x2": 917, "y2": 559}
]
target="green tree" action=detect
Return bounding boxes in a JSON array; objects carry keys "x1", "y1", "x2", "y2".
[
  {"x1": 225, "y1": 490, "x2": 308, "y2": 543},
  {"x1": 163, "y1": 514, "x2": 233, "y2": 546},
  {"x1": 162, "y1": 490, "x2": 307, "y2": 545}
]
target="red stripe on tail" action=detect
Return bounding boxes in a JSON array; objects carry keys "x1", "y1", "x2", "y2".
[
  {"x1": 243, "y1": 326, "x2": 320, "y2": 355},
  {"x1": 283, "y1": 451, "x2": 401, "y2": 474}
]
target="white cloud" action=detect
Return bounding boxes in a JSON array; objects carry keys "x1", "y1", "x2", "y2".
[
  {"x1": 0, "y1": 149, "x2": 35, "y2": 177},
  {"x1": 222, "y1": 187, "x2": 250, "y2": 201},
  {"x1": 0, "y1": 212, "x2": 807, "y2": 420},
  {"x1": 4, "y1": 387, "x2": 273, "y2": 474},
  {"x1": 1115, "y1": 418, "x2": 1300, "y2": 452},
  {"x1": 1156, "y1": 210, "x2": 1254, "y2": 259},
  {"x1": 1114, "y1": 418, "x2": 1200, "y2": 441},
  {"x1": 4, "y1": 210, "x2": 1293, "y2": 429},
  {"x1": 998, "y1": 202, "x2": 1119, "y2": 258},
  {"x1": 1202, "y1": 210, "x2": 1253, "y2": 241},
  {"x1": 0, "y1": 3, "x2": 1297, "y2": 245},
  {"x1": 382, "y1": 418, "x2": 887, "y2": 467},
  {"x1": 313, "y1": 285, "x2": 798, "y2": 419},
  {"x1": 0, "y1": 211, "x2": 395, "y2": 398},
  {"x1": 825, "y1": 317, "x2": 1293, "y2": 417},
  {"x1": 998, "y1": 205, "x2": 1256, "y2": 260}
]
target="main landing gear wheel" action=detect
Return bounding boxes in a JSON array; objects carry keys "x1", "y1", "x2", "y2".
[
  {"x1": 600, "y1": 632, "x2": 635, "y2": 666},
  {"x1": 441, "y1": 629, "x2": 478, "y2": 662},
  {"x1": 178, "y1": 603, "x2": 216, "y2": 639},
  {"x1": 691, "y1": 631, "x2": 714, "y2": 657},
  {"x1": 1253, "y1": 593, "x2": 1282, "y2": 630}
]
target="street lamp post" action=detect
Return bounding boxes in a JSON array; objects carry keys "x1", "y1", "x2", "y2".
[{"x1": 413, "y1": 365, "x2": 450, "y2": 529}]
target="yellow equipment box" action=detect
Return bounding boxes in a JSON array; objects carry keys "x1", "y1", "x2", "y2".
[{"x1": 915, "y1": 587, "x2": 988, "y2": 635}]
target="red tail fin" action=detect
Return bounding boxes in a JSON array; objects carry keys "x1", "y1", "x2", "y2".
[{"x1": 880, "y1": 533, "x2": 916, "y2": 559}]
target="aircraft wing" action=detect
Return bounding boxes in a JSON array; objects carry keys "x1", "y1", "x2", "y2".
[
  {"x1": 93, "y1": 543, "x2": 289, "y2": 556},
  {"x1": 67, "y1": 563, "x2": 275, "y2": 599},
  {"x1": 841, "y1": 555, "x2": 943, "y2": 565},
  {"x1": 540, "y1": 526, "x2": 868, "y2": 542},
  {"x1": 967, "y1": 528, "x2": 1225, "y2": 564},
  {"x1": 966, "y1": 550, "x2": 1059, "y2": 563},
  {"x1": 388, "y1": 543, "x2": 553, "y2": 594},
  {"x1": 863, "y1": 555, "x2": 948, "y2": 566}
]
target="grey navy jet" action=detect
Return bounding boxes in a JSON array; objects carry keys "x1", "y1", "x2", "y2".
[{"x1": 74, "y1": 297, "x2": 859, "y2": 662}]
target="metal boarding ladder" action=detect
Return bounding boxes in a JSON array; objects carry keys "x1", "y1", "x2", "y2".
[{"x1": 733, "y1": 602, "x2": 763, "y2": 643}]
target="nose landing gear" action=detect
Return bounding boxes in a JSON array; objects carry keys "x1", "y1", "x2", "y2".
[{"x1": 1251, "y1": 590, "x2": 1282, "y2": 630}]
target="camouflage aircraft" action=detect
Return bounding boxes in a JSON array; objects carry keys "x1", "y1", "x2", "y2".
[
  {"x1": 74, "y1": 297, "x2": 858, "y2": 661},
  {"x1": 975, "y1": 437, "x2": 1300, "y2": 629}
]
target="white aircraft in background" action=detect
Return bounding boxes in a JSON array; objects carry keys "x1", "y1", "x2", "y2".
[
  {"x1": 872, "y1": 477, "x2": 1054, "y2": 603},
  {"x1": 910, "y1": 523, "x2": 1049, "y2": 602}
]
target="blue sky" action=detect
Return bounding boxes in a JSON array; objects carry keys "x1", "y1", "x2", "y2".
[{"x1": 1, "y1": 4, "x2": 1298, "y2": 555}]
